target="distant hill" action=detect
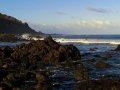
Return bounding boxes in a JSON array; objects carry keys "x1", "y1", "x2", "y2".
[{"x1": 0, "y1": 13, "x2": 43, "y2": 35}]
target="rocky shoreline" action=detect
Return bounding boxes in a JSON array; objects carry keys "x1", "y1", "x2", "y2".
[{"x1": 0, "y1": 36, "x2": 120, "y2": 90}]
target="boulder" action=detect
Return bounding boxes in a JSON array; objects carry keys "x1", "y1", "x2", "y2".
[
  {"x1": 95, "y1": 61, "x2": 110, "y2": 68},
  {"x1": 74, "y1": 79, "x2": 120, "y2": 90},
  {"x1": 73, "y1": 63, "x2": 88, "y2": 81},
  {"x1": 35, "y1": 72, "x2": 52, "y2": 90},
  {"x1": 0, "y1": 83, "x2": 12, "y2": 90},
  {"x1": 115, "y1": 45, "x2": 120, "y2": 51}
]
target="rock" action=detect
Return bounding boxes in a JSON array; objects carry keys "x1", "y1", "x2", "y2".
[
  {"x1": 73, "y1": 63, "x2": 88, "y2": 81},
  {"x1": 99, "y1": 54, "x2": 112, "y2": 61},
  {"x1": 6, "y1": 73, "x2": 15, "y2": 81},
  {"x1": 99, "y1": 57, "x2": 109, "y2": 60},
  {"x1": 25, "y1": 72, "x2": 36, "y2": 79},
  {"x1": 0, "y1": 46, "x2": 13, "y2": 58},
  {"x1": 63, "y1": 61, "x2": 88, "y2": 81},
  {"x1": 93, "y1": 54, "x2": 101, "y2": 58},
  {"x1": 35, "y1": 72, "x2": 52, "y2": 90},
  {"x1": 36, "y1": 73, "x2": 46, "y2": 81},
  {"x1": 2, "y1": 64, "x2": 8, "y2": 69},
  {"x1": 0, "y1": 50, "x2": 4, "y2": 59},
  {"x1": 115, "y1": 45, "x2": 120, "y2": 51},
  {"x1": 89, "y1": 47, "x2": 98, "y2": 51},
  {"x1": 0, "y1": 36, "x2": 81, "y2": 89},
  {"x1": 73, "y1": 79, "x2": 120, "y2": 90},
  {"x1": 0, "y1": 69, "x2": 8, "y2": 81},
  {"x1": 0, "y1": 83, "x2": 12, "y2": 90},
  {"x1": 74, "y1": 69, "x2": 88, "y2": 81},
  {"x1": 11, "y1": 36, "x2": 81, "y2": 64},
  {"x1": 95, "y1": 61, "x2": 110, "y2": 68}
]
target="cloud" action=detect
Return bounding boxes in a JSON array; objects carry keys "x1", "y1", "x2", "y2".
[
  {"x1": 70, "y1": 16, "x2": 81, "y2": 19},
  {"x1": 87, "y1": 7, "x2": 110, "y2": 13},
  {"x1": 74, "y1": 20, "x2": 111, "y2": 28},
  {"x1": 56, "y1": 11, "x2": 67, "y2": 15},
  {"x1": 29, "y1": 20, "x2": 120, "y2": 35}
]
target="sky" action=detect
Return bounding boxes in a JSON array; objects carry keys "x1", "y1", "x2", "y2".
[{"x1": 0, "y1": 0, "x2": 120, "y2": 35}]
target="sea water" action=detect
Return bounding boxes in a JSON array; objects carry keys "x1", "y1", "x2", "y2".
[{"x1": 52, "y1": 35, "x2": 120, "y2": 79}]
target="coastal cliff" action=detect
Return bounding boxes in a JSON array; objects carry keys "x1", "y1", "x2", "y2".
[{"x1": 0, "y1": 13, "x2": 42, "y2": 35}]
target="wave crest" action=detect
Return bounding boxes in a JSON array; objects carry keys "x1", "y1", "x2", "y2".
[{"x1": 53, "y1": 38, "x2": 120, "y2": 45}]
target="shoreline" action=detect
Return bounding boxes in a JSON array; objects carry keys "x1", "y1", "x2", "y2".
[{"x1": 0, "y1": 36, "x2": 120, "y2": 89}]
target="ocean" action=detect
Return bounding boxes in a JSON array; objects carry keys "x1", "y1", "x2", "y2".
[{"x1": 52, "y1": 35, "x2": 120, "y2": 77}]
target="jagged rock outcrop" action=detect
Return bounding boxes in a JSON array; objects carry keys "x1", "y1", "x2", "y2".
[
  {"x1": 11, "y1": 36, "x2": 81, "y2": 64},
  {"x1": 0, "y1": 36, "x2": 82, "y2": 89}
]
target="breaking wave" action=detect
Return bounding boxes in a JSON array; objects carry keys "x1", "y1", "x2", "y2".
[{"x1": 53, "y1": 38, "x2": 120, "y2": 45}]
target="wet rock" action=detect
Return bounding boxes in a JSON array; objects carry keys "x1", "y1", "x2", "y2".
[
  {"x1": 64, "y1": 61, "x2": 88, "y2": 81},
  {"x1": 0, "y1": 46, "x2": 13, "y2": 58},
  {"x1": 115, "y1": 45, "x2": 120, "y2": 51},
  {"x1": 6, "y1": 73, "x2": 15, "y2": 82},
  {"x1": 0, "y1": 82, "x2": 12, "y2": 90},
  {"x1": 35, "y1": 72, "x2": 52, "y2": 90},
  {"x1": 0, "y1": 69, "x2": 8, "y2": 81},
  {"x1": 73, "y1": 63, "x2": 88, "y2": 81},
  {"x1": 73, "y1": 79, "x2": 120, "y2": 90},
  {"x1": 89, "y1": 47, "x2": 98, "y2": 51},
  {"x1": 2, "y1": 64, "x2": 8, "y2": 69},
  {"x1": 44, "y1": 35, "x2": 59, "y2": 48},
  {"x1": 99, "y1": 54, "x2": 112, "y2": 61},
  {"x1": 95, "y1": 61, "x2": 110, "y2": 68},
  {"x1": 106, "y1": 54, "x2": 112, "y2": 58},
  {"x1": 99, "y1": 57, "x2": 109, "y2": 60},
  {"x1": 93, "y1": 54, "x2": 101, "y2": 58},
  {"x1": 11, "y1": 36, "x2": 81, "y2": 64},
  {"x1": 0, "y1": 50, "x2": 4, "y2": 59},
  {"x1": 0, "y1": 36, "x2": 81, "y2": 89}
]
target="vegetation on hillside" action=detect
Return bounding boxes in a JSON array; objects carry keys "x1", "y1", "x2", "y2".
[{"x1": 0, "y1": 13, "x2": 43, "y2": 35}]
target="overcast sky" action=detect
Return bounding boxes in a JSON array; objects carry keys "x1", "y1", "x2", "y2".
[{"x1": 0, "y1": 0, "x2": 120, "y2": 35}]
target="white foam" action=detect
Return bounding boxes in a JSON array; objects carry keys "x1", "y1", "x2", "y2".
[{"x1": 53, "y1": 38, "x2": 120, "y2": 45}]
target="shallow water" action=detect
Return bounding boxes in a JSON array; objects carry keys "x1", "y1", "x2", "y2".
[
  {"x1": 0, "y1": 41, "x2": 30, "y2": 47},
  {"x1": 74, "y1": 43, "x2": 120, "y2": 79},
  {"x1": 47, "y1": 42, "x2": 120, "y2": 90}
]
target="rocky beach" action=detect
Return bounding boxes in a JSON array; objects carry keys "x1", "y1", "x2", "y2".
[
  {"x1": 0, "y1": 35, "x2": 120, "y2": 90},
  {"x1": 1, "y1": 3, "x2": 120, "y2": 89}
]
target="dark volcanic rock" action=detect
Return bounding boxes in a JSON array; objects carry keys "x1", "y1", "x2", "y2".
[
  {"x1": 115, "y1": 45, "x2": 120, "y2": 51},
  {"x1": 95, "y1": 61, "x2": 110, "y2": 68},
  {"x1": 74, "y1": 79, "x2": 120, "y2": 90},
  {"x1": 73, "y1": 63, "x2": 88, "y2": 81},
  {"x1": 0, "y1": 36, "x2": 81, "y2": 89},
  {"x1": 11, "y1": 36, "x2": 81, "y2": 64},
  {"x1": 0, "y1": 46, "x2": 13, "y2": 58}
]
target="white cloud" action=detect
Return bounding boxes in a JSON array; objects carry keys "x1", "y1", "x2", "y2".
[
  {"x1": 73, "y1": 20, "x2": 111, "y2": 28},
  {"x1": 29, "y1": 20, "x2": 120, "y2": 35},
  {"x1": 87, "y1": 7, "x2": 111, "y2": 13}
]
